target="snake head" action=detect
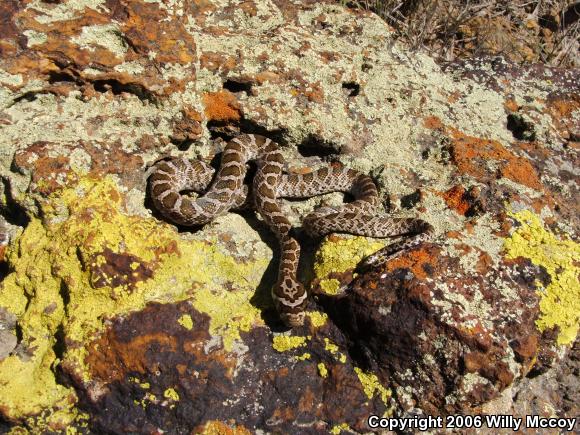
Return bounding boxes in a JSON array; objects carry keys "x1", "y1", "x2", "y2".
[{"x1": 272, "y1": 278, "x2": 308, "y2": 328}]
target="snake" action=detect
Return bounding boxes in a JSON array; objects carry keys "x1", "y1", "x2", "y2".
[{"x1": 148, "y1": 134, "x2": 433, "y2": 327}]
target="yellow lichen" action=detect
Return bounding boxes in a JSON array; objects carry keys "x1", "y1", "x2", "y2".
[
  {"x1": 324, "y1": 338, "x2": 347, "y2": 363},
  {"x1": 324, "y1": 337, "x2": 339, "y2": 353},
  {"x1": 143, "y1": 392, "x2": 157, "y2": 404},
  {"x1": 307, "y1": 310, "x2": 328, "y2": 328},
  {"x1": 317, "y1": 362, "x2": 328, "y2": 378},
  {"x1": 0, "y1": 175, "x2": 268, "y2": 421},
  {"x1": 330, "y1": 423, "x2": 351, "y2": 434},
  {"x1": 314, "y1": 235, "x2": 386, "y2": 278},
  {"x1": 354, "y1": 367, "x2": 391, "y2": 404},
  {"x1": 129, "y1": 377, "x2": 150, "y2": 390},
  {"x1": 163, "y1": 388, "x2": 180, "y2": 401},
  {"x1": 177, "y1": 314, "x2": 194, "y2": 330},
  {"x1": 313, "y1": 236, "x2": 385, "y2": 295},
  {"x1": 295, "y1": 352, "x2": 311, "y2": 361},
  {"x1": 135, "y1": 391, "x2": 158, "y2": 409},
  {"x1": 193, "y1": 284, "x2": 264, "y2": 352},
  {"x1": 319, "y1": 278, "x2": 341, "y2": 295},
  {"x1": 504, "y1": 210, "x2": 580, "y2": 345},
  {"x1": 272, "y1": 335, "x2": 309, "y2": 352}
]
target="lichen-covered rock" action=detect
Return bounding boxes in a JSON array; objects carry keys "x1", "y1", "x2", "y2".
[{"x1": 0, "y1": 0, "x2": 578, "y2": 432}]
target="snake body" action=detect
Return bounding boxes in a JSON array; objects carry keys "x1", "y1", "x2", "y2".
[{"x1": 148, "y1": 134, "x2": 433, "y2": 327}]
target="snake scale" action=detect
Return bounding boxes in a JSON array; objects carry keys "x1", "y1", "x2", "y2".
[{"x1": 148, "y1": 134, "x2": 433, "y2": 327}]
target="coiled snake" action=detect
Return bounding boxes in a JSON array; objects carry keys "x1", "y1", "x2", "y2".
[{"x1": 148, "y1": 134, "x2": 433, "y2": 327}]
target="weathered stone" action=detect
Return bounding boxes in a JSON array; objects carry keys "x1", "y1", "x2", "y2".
[{"x1": 315, "y1": 245, "x2": 544, "y2": 414}]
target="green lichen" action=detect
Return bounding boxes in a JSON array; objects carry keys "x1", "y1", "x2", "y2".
[
  {"x1": 71, "y1": 24, "x2": 128, "y2": 58},
  {"x1": 0, "y1": 217, "x2": 83, "y2": 424},
  {"x1": 504, "y1": 209, "x2": 580, "y2": 345},
  {"x1": 8, "y1": 409, "x2": 89, "y2": 434},
  {"x1": 26, "y1": 0, "x2": 108, "y2": 24},
  {"x1": 0, "y1": 175, "x2": 267, "y2": 421}
]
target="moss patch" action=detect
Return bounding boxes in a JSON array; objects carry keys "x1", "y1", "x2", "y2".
[{"x1": 504, "y1": 210, "x2": 580, "y2": 345}]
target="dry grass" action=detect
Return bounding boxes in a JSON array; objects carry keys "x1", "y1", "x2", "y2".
[{"x1": 339, "y1": 0, "x2": 579, "y2": 67}]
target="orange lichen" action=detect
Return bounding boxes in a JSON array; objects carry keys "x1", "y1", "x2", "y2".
[
  {"x1": 439, "y1": 185, "x2": 470, "y2": 215},
  {"x1": 85, "y1": 304, "x2": 240, "y2": 385},
  {"x1": 254, "y1": 71, "x2": 280, "y2": 84},
  {"x1": 200, "y1": 52, "x2": 238, "y2": 72},
  {"x1": 475, "y1": 251, "x2": 493, "y2": 274},
  {"x1": 446, "y1": 230, "x2": 463, "y2": 239},
  {"x1": 513, "y1": 140, "x2": 550, "y2": 158},
  {"x1": 546, "y1": 95, "x2": 580, "y2": 139},
  {"x1": 386, "y1": 246, "x2": 437, "y2": 280},
  {"x1": 504, "y1": 99, "x2": 519, "y2": 112},
  {"x1": 195, "y1": 420, "x2": 252, "y2": 435},
  {"x1": 86, "y1": 331, "x2": 178, "y2": 383},
  {"x1": 423, "y1": 115, "x2": 444, "y2": 130},
  {"x1": 548, "y1": 96, "x2": 580, "y2": 118},
  {"x1": 202, "y1": 90, "x2": 241, "y2": 122},
  {"x1": 304, "y1": 82, "x2": 324, "y2": 103},
  {"x1": 449, "y1": 129, "x2": 542, "y2": 190},
  {"x1": 446, "y1": 91, "x2": 462, "y2": 104}
]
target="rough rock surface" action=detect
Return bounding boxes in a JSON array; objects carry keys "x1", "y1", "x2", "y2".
[{"x1": 0, "y1": 0, "x2": 578, "y2": 433}]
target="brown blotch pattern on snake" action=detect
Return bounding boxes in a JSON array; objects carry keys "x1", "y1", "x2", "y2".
[{"x1": 148, "y1": 134, "x2": 433, "y2": 327}]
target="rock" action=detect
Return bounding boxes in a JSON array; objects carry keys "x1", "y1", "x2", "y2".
[
  {"x1": 0, "y1": 308, "x2": 18, "y2": 360},
  {"x1": 316, "y1": 244, "x2": 547, "y2": 414},
  {"x1": 0, "y1": 0, "x2": 578, "y2": 432}
]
